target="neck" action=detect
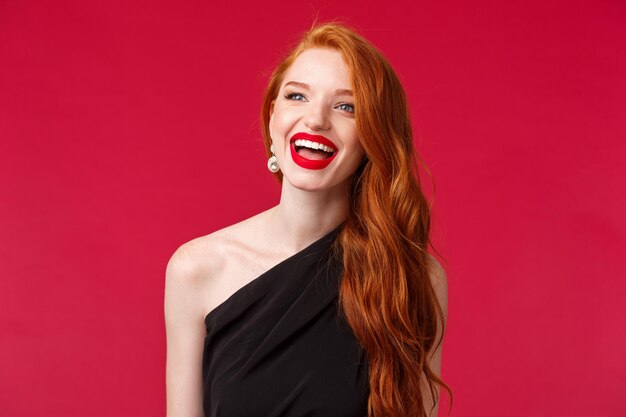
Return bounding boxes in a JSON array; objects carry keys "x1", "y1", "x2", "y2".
[{"x1": 266, "y1": 179, "x2": 351, "y2": 253}]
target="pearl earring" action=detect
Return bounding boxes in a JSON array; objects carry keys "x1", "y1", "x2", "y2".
[{"x1": 267, "y1": 143, "x2": 280, "y2": 173}]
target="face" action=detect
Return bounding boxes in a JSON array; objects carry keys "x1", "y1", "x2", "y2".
[{"x1": 269, "y1": 47, "x2": 365, "y2": 192}]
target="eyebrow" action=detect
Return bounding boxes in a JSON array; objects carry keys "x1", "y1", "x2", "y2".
[{"x1": 284, "y1": 81, "x2": 353, "y2": 97}]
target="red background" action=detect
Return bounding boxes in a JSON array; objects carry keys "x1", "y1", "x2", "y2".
[{"x1": 1, "y1": 1, "x2": 624, "y2": 416}]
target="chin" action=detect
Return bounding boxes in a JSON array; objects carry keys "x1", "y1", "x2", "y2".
[
  {"x1": 286, "y1": 176, "x2": 327, "y2": 191},
  {"x1": 288, "y1": 175, "x2": 352, "y2": 194}
]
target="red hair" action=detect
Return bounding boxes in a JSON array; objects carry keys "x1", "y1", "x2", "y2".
[{"x1": 260, "y1": 20, "x2": 452, "y2": 417}]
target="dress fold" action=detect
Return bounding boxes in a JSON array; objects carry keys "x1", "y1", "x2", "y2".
[{"x1": 202, "y1": 224, "x2": 370, "y2": 417}]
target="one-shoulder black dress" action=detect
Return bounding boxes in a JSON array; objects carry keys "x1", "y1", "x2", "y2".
[{"x1": 202, "y1": 223, "x2": 370, "y2": 416}]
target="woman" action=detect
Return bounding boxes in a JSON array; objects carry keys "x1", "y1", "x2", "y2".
[{"x1": 165, "y1": 21, "x2": 451, "y2": 417}]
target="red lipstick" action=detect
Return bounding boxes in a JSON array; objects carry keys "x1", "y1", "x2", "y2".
[{"x1": 289, "y1": 132, "x2": 338, "y2": 170}]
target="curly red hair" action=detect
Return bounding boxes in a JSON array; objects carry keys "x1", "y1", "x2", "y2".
[{"x1": 260, "y1": 20, "x2": 452, "y2": 417}]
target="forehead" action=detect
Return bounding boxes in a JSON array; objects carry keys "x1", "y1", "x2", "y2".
[{"x1": 283, "y1": 48, "x2": 351, "y2": 86}]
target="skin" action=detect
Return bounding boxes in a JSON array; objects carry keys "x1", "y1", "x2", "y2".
[
  {"x1": 164, "y1": 47, "x2": 447, "y2": 417},
  {"x1": 422, "y1": 255, "x2": 447, "y2": 417}
]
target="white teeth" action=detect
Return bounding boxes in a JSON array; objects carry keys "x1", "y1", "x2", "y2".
[{"x1": 293, "y1": 139, "x2": 336, "y2": 153}]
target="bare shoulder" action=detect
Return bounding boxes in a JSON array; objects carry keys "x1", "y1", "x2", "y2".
[
  {"x1": 166, "y1": 233, "x2": 223, "y2": 288},
  {"x1": 164, "y1": 227, "x2": 247, "y2": 417},
  {"x1": 425, "y1": 253, "x2": 448, "y2": 316},
  {"x1": 165, "y1": 209, "x2": 274, "y2": 318},
  {"x1": 165, "y1": 226, "x2": 240, "y2": 296},
  {"x1": 166, "y1": 209, "x2": 271, "y2": 281},
  {"x1": 164, "y1": 233, "x2": 225, "y2": 327},
  {"x1": 426, "y1": 254, "x2": 447, "y2": 287}
]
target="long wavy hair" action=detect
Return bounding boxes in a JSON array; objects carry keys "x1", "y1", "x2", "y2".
[{"x1": 260, "y1": 21, "x2": 452, "y2": 417}]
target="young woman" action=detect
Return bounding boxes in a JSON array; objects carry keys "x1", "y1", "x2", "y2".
[{"x1": 165, "y1": 21, "x2": 451, "y2": 417}]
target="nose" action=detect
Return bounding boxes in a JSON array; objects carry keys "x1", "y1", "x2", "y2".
[{"x1": 303, "y1": 101, "x2": 331, "y2": 131}]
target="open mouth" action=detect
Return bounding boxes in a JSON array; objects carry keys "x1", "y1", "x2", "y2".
[
  {"x1": 292, "y1": 139, "x2": 337, "y2": 160},
  {"x1": 288, "y1": 132, "x2": 339, "y2": 170}
]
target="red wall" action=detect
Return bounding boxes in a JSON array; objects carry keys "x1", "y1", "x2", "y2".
[{"x1": 1, "y1": 1, "x2": 624, "y2": 416}]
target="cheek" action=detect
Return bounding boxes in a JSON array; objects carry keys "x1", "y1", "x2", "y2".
[
  {"x1": 342, "y1": 139, "x2": 365, "y2": 169},
  {"x1": 271, "y1": 106, "x2": 297, "y2": 129},
  {"x1": 352, "y1": 142, "x2": 366, "y2": 167},
  {"x1": 270, "y1": 117, "x2": 284, "y2": 141},
  {"x1": 347, "y1": 134, "x2": 364, "y2": 155}
]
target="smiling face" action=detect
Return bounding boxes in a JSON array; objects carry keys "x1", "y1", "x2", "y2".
[{"x1": 269, "y1": 47, "x2": 365, "y2": 192}]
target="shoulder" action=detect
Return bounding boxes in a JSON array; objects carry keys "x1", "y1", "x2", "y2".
[
  {"x1": 165, "y1": 224, "x2": 244, "y2": 296},
  {"x1": 166, "y1": 234, "x2": 219, "y2": 287},
  {"x1": 425, "y1": 253, "x2": 447, "y2": 287},
  {"x1": 165, "y1": 209, "x2": 274, "y2": 304},
  {"x1": 425, "y1": 253, "x2": 448, "y2": 317},
  {"x1": 164, "y1": 234, "x2": 225, "y2": 321},
  {"x1": 166, "y1": 211, "x2": 266, "y2": 278},
  {"x1": 164, "y1": 227, "x2": 245, "y2": 329}
]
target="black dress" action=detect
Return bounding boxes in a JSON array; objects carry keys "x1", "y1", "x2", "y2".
[{"x1": 202, "y1": 223, "x2": 370, "y2": 416}]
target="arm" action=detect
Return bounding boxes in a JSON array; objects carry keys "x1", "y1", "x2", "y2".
[
  {"x1": 164, "y1": 242, "x2": 208, "y2": 417},
  {"x1": 421, "y1": 255, "x2": 448, "y2": 417}
]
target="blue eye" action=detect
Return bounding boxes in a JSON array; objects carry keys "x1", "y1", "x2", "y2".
[
  {"x1": 284, "y1": 92, "x2": 355, "y2": 114},
  {"x1": 338, "y1": 103, "x2": 355, "y2": 113},
  {"x1": 285, "y1": 92, "x2": 306, "y2": 101}
]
